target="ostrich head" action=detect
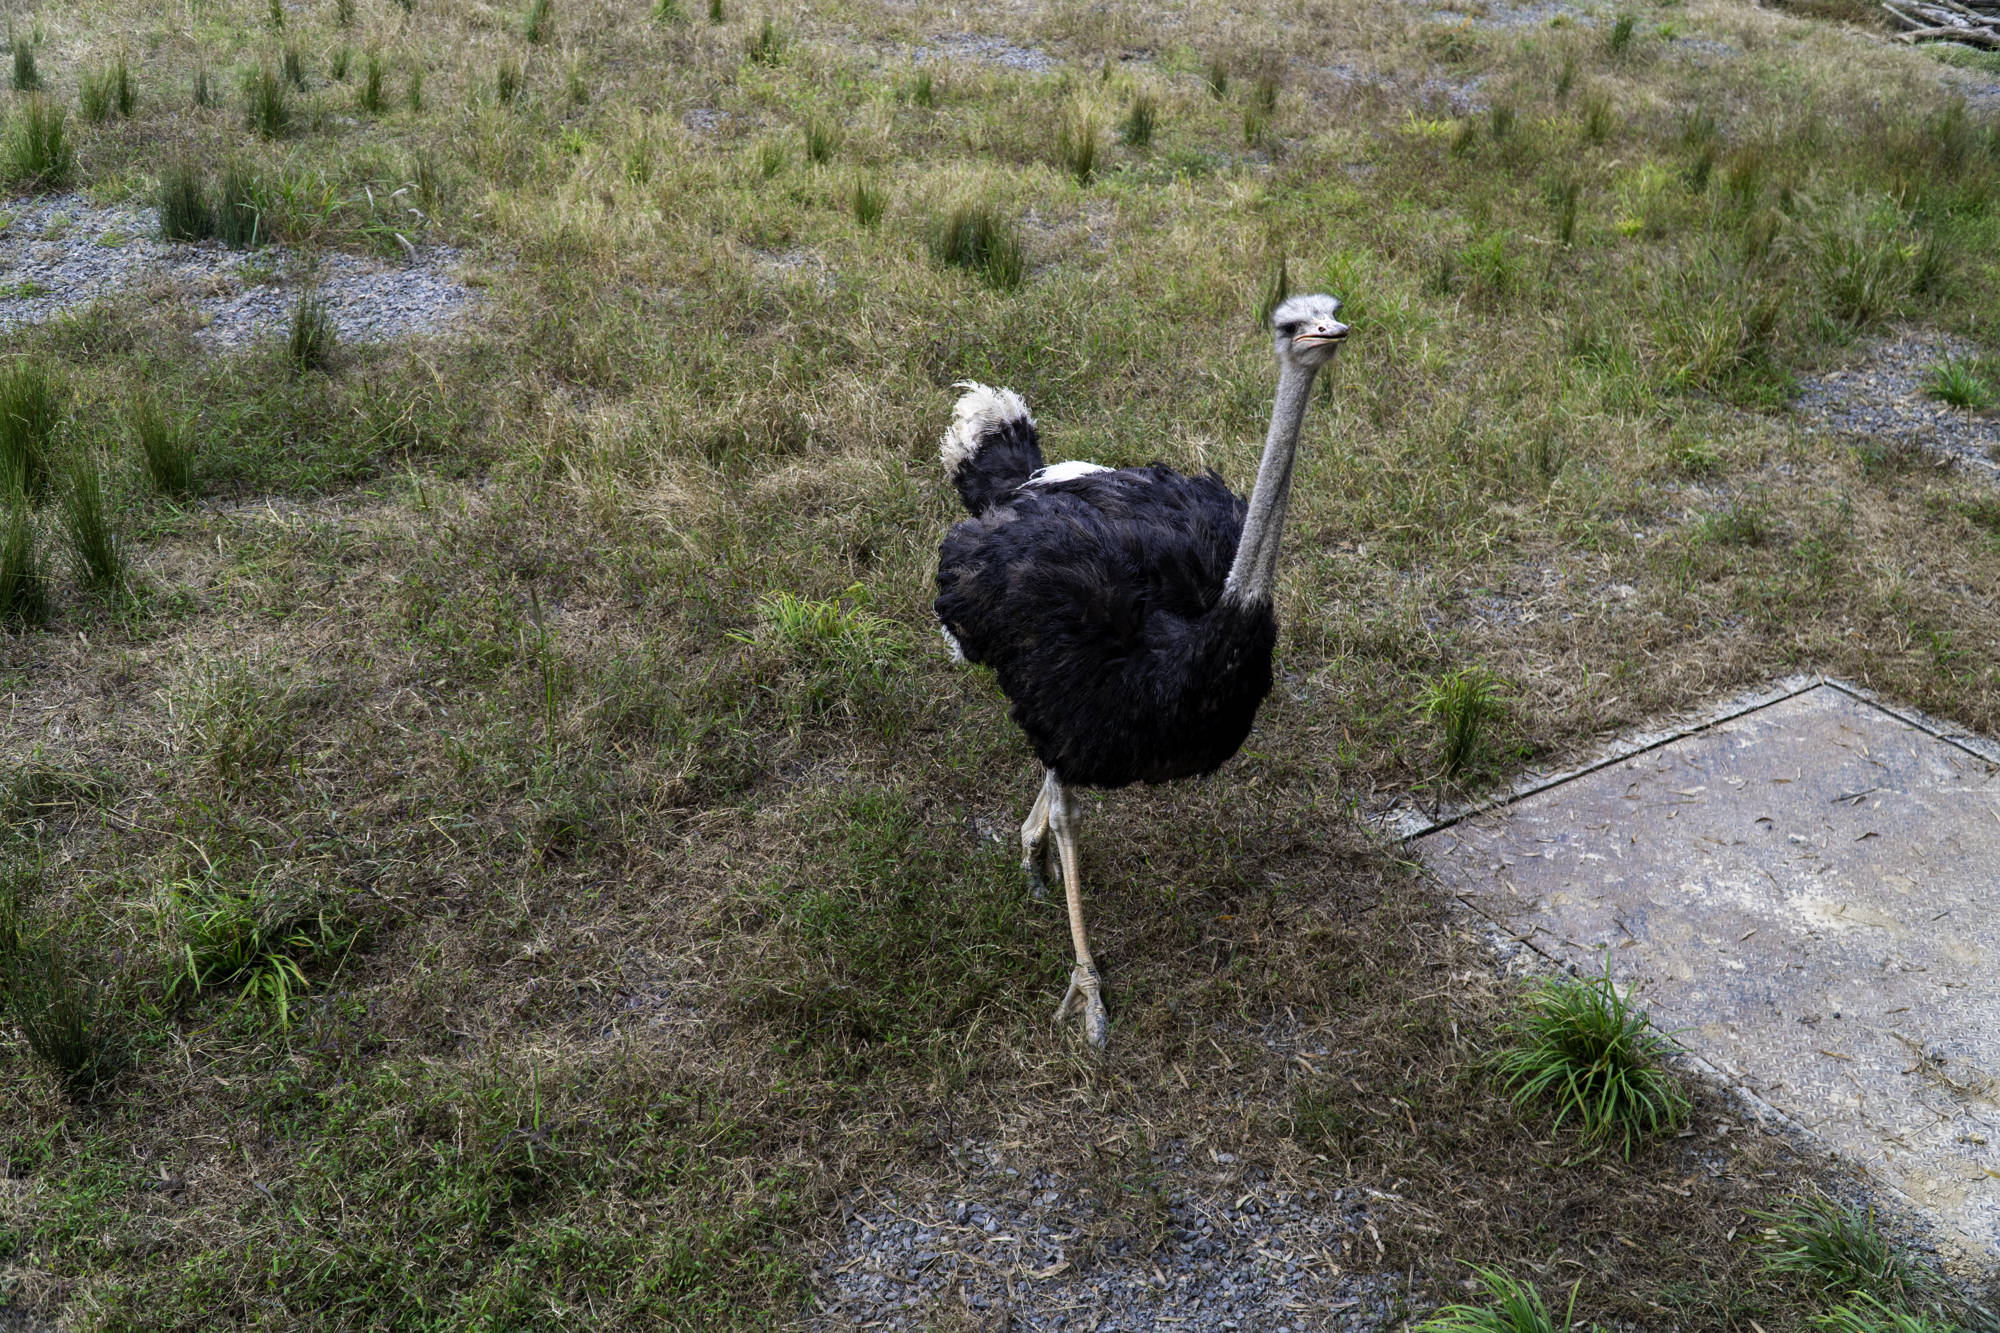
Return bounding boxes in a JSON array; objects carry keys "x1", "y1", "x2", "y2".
[{"x1": 1271, "y1": 294, "x2": 1348, "y2": 370}]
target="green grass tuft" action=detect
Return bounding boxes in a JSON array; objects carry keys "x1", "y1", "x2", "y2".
[
  {"x1": 131, "y1": 392, "x2": 195, "y2": 497},
  {"x1": 1608, "y1": 12, "x2": 1638, "y2": 54},
  {"x1": 245, "y1": 64, "x2": 291, "y2": 137},
  {"x1": 908, "y1": 68, "x2": 935, "y2": 106},
  {"x1": 192, "y1": 65, "x2": 211, "y2": 108},
  {"x1": 57, "y1": 449, "x2": 123, "y2": 591},
  {"x1": 360, "y1": 51, "x2": 385, "y2": 112},
  {"x1": 709, "y1": 0, "x2": 724, "y2": 19},
  {"x1": 850, "y1": 175, "x2": 885, "y2": 228},
  {"x1": 0, "y1": 486, "x2": 45, "y2": 626},
  {"x1": 336, "y1": 0, "x2": 356, "y2": 26},
  {"x1": 287, "y1": 288, "x2": 339, "y2": 372},
  {"x1": 165, "y1": 874, "x2": 358, "y2": 1029},
  {"x1": 1494, "y1": 958, "x2": 1690, "y2": 1157},
  {"x1": 0, "y1": 359, "x2": 65, "y2": 499},
  {"x1": 931, "y1": 202, "x2": 1025, "y2": 291},
  {"x1": 0, "y1": 931, "x2": 124, "y2": 1097},
  {"x1": 1582, "y1": 90, "x2": 1614, "y2": 143},
  {"x1": 1811, "y1": 1295, "x2": 1956, "y2": 1333},
  {"x1": 1058, "y1": 107, "x2": 1100, "y2": 184},
  {"x1": 6, "y1": 96, "x2": 73, "y2": 189},
  {"x1": 1415, "y1": 1267, "x2": 1582, "y2": 1333},
  {"x1": 10, "y1": 38, "x2": 38, "y2": 93},
  {"x1": 745, "y1": 16, "x2": 784, "y2": 65},
  {"x1": 158, "y1": 158, "x2": 214, "y2": 241},
  {"x1": 1205, "y1": 55, "x2": 1228, "y2": 98},
  {"x1": 79, "y1": 69, "x2": 113, "y2": 125},
  {"x1": 330, "y1": 46, "x2": 351, "y2": 80},
  {"x1": 653, "y1": 0, "x2": 685, "y2": 21},
  {"x1": 521, "y1": 0, "x2": 551, "y2": 43},
  {"x1": 216, "y1": 162, "x2": 265, "y2": 247},
  {"x1": 1926, "y1": 356, "x2": 1994, "y2": 410},
  {"x1": 802, "y1": 114, "x2": 842, "y2": 166},
  {"x1": 1757, "y1": 1192, "x2": 1936, "y2": 1307},
  {"x1": 406, "y1": 65, "x2": 423, "y2": 111},
  {"x1": 496, "y1": 56, "x2": 521, "y2": 105},
  {"x1": 282, "y1": 43, "x2": 307, "y2": 89},
  {"x1": 1121, "y1": 91, "x2": 1156, "y2": 147},
  {"x1": 1420, "y1": 664, "x2": 1505, "y2": 781}
]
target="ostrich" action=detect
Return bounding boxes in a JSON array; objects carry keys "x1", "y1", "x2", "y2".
[{"x1": 933, "y1": 294, "x2": 1349, "y2": 1049}]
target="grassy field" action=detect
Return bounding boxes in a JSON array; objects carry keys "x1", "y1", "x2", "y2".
[{"x1": 1, "y1": 0, "x2": 1998, "y2": 1326}]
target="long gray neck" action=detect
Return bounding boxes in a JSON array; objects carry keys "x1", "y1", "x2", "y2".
[{"x1": 1222, "y1": 358, "x2": 1318, "y2": 608}]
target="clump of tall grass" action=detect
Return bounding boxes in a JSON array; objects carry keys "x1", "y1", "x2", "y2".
[
  {"x1": 193, "y1": 66, "x2": 212, "y2": 108},
  {"x1": 850, "y1": 175, "x2": 885, "y2": 228},
  {"x1": 406, "y1": 67, "x2": 424, "y2": 111},
  {"x1": 335, "y1": 0, "x2": 356, "y2": 27},
  {"x1": 1805, "y1": 197, "x2": 1933, "y2": 326},
  {"x1": 1581, "y1": 89, "x2": 1614, "y2": 143},
  {"x1": 330, "y1": 46, "x2": 351, "y2": 80},
  {"x1": 287, "y1": 289, "x2": 338, "y2": 372},
  {"x1": 496, "y1": 56, "x2": 521, "y2": 105},
  {"x1": 0, "y1": 489, "x2": 45, "y2": 626},
  {"x1": 708, "y1": 0, "x2": 724, "y2": 20},
  {"x1": 1420, "y1": 664, "x2": 1505, "y2": 780},
  {"x1": 1543, "y1": 171, "x2": 1582, "y2": 247},
  {"x1": 907, "y1": 68, "x2": 936, "y2": 107},
  {"x1": 1607, "y1": 12, "x2": 1637, "y2": 55},
  {"x1": 79, "y1": 70, "x2": 113, "y2": 124},
  {"x1": 0, "y1": 932, "x2": 125, "y2": 1096},
  {"x1": 10, "y1": 35, "x2": 39, "y2": 93},
  {"x1": 1415, "y1": 1267, "x2": 1583, "y2": 1333},
  {"x1": 282, "y1": 44, "x2": 306, "y2": 89},
  {"x1": 158, "y1": 159, "x2": 214, "y2": 241},
  {"x1": 1121, "y1": 91, "x2": 1156, "y2": 148},
  {"x1": 0, "y1": 360, "x2": 64, "y2": 499},
  {"x1": 745, "y1": 17, "x2": 784, "y2": 65},
  {"x1": 931, "y1": 203, "x2": 1024, "y2": 291},
  {"x1": 1756, "y1": 1192, "x2": 1936, "y2": 1307},
  {"x1": 521, "y1": 0, "x2": 551, "y2": 43},
  {"x1": 754, "y1": 137, "x2": 787, "y2": 178},
  {"x1": 1928, "y1": 356, "x2": 1995, "y2": 410},
  {"x1": 653, "y1": 0, "x2": 685, "y2": 21},
  {"x1": 245, "y1": 64, "x2": 291, "y2": 137},
  {"x1": 165, "y1": 875, "x2": 357, "y2": 1028},
  {"x1": 57, "y1": 450, "x2": 121, "y2": 591},
  {"x1": 216, "y1": 163, "x2": 264, "y2": 247},
  {"x1": 1058, "y1": 108, "x2": 1099, "y2": 184},
  {"x1": 1204, "y1": 56, "x2": 1228, "y2": 98},
  {"x1": 131, "y1": 394, "x2": 195, "y2": 497},
  {"x1": 1494, "y1": 958, "x2": 1690, "y2": 1157},
  {"x1": 5, "y1": 97, "x2": 73, "y2": 189},
  {"x1": 803, "y1": 115, "x2": 842, "y2": 166},
  {"x1": 360, "y1": 52, "x2": 385, "y2": 112}
]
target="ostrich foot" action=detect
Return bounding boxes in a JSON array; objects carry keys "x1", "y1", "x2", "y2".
[{"x1": 1055, "y1": 963, "x2": 1109, "y2": 1051}]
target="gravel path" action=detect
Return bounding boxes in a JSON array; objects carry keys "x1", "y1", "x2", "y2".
[
  {"x1": 0, "y1": 193, "x2": 477, "y2": 348},
  {"x1": 811, "y1": 1140, "x2": 1405, "y2": 1332},
  {"x1": 1793, "y1": 328, "x2": 2000, "y2": 478}
]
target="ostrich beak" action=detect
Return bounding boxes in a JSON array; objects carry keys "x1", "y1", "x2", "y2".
[{"x1": 1292, "y1": 320, "x2": 1350, "y2": 350}]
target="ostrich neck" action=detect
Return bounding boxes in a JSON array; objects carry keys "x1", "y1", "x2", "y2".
[{"x1": 1221, "y1": 359, "x2": 1319, "y2": 609}]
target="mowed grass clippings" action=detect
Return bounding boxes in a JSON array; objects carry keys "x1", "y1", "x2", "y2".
[{"x1": 0, "y1": 0, "x2": 1995, "y2": 1329}]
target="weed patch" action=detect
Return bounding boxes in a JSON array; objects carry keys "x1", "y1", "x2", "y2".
[
  {"x1": 1494, "y1": 959, "x2": 1689, "y2": 1157},
  {"x1": 932, "y1": 202, "x2": 1024, "y2": 290}
]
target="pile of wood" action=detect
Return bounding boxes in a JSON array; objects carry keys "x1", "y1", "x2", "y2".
[{"x1": 1883, "y1": 0, "x2": 2000, "y2": 49}]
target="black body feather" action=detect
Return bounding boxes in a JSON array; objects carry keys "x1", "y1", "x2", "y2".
[{"x1": 935, "y1": 465, "x2": 1276, "y2": 790}]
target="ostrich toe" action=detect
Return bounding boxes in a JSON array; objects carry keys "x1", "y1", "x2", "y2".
[{"x1": 1055, "y1": 963, "x2": 1109, "y2": 1051}]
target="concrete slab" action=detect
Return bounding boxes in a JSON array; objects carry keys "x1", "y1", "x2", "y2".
[{"x1": 1413, "y1": 682, "x2": 2000, "y2": 1255}]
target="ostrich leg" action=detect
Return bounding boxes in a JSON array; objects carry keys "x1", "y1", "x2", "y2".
[
  {"x1": 1047, "y1": 778, "x2": 1108, "y2": 1050},
  {"x1": 1020, "y1": 767, "x2": 1060, "y2": 894}
]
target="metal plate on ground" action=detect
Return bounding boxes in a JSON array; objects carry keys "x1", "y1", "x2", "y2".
[{"x1": 1413, "y1": 683, "x2": 2000, "y2": 1253}]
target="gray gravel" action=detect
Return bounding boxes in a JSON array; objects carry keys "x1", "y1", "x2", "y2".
[
  {"x1": 1793, "y1": 327, "x2": 1999, "y2": 479},
  {"x1": 915, "y1": 34, "x2": 1059, "y2": 72},
  {"x1": 811, "y1": 1141, "x2": 1404, "y2": 1332},
  {"x1": 0, "y1": 192, "x2": 477, "y2": 349}
]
